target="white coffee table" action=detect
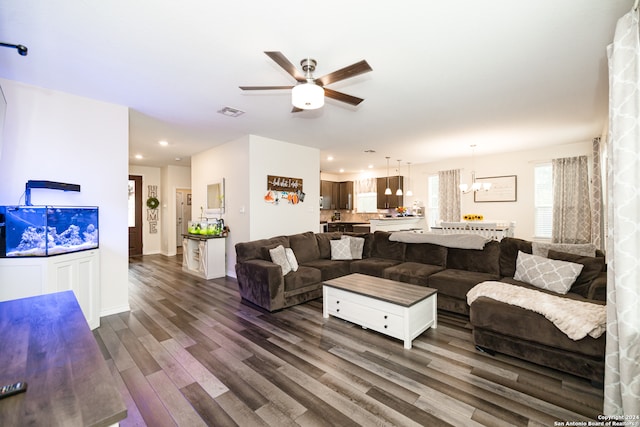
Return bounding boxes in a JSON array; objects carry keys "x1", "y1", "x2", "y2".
[{"x1": 323, "y1": 273, "x2": 437, "y2": 349}]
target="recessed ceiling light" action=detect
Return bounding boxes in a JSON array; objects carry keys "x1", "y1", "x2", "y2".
[
  {"x1": 218, "y1": 106, "x2": 245, "y2": 117},
  {"x1": 175, "y1": 157, "x2": 182, "y2": 161},
  {"x1": 339, "y1": 168, "x2": 344, "y2": 173},
  {"x1": 159, "y1": 140, "x2": 169, "y2": 146},
  {"x1": 327, "y1": 156, "x2": 334, "y2": 161},
  {"x1": 368, "y1": 164, "x2": 373, "y2": 168},
  {"x1": 135, "y1": 154, "x2": 143, "y2": 159}
]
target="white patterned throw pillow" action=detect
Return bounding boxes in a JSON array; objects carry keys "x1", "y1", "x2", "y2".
[
  {"x1": 285, "y1": 247, "x2": 299, "y2": 272},
  {"x1": 330, "y1": 238, "x2": 352, "y2": 260},
  {"x1": 341, "y1": 235, "x2": 365, "y2": 260},
  {"x1": 269, "y1": 245, "x2": 292, "y2": 275},
  {"x1": 514, "y1": 251, "x2": 584, "y2": 294}
]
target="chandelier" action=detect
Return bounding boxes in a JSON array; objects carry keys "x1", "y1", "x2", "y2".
[{"x1": 459, "y1": 144, "x2": 491, "y2": 193}]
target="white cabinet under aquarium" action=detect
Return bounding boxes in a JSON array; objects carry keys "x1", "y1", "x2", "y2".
[{"x1": 0, "y1": 206, "x2": 101, "y2": 329}]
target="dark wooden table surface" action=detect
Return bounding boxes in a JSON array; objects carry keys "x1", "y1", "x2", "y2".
[
  {"x1": 324, "y1": 273, "x2": 437, "y2": 307},
  {"x1": 0, "y1": 291, "x2": 127, "y2": 426}
]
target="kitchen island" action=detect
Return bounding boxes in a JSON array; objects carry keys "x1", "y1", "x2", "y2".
[{"x1": 369, "y1": 216, "x2": 427, "y2": 232}]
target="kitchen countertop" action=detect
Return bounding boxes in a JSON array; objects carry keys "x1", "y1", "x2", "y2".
[
  {"x1": 325, "y1": 221, "x2": 370, "y2": 224},
  {"x1": 370, "y1": 216, "x2": 425, "y2": 220}
]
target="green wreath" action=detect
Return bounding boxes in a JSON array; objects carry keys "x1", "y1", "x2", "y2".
[{"x1": 146, "y1": 197, "x2": 160, "y2": 209}]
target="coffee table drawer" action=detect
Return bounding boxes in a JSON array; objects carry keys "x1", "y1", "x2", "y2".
[{"x1": 325, "y1": 291, "x2": 404, "y2": 338}]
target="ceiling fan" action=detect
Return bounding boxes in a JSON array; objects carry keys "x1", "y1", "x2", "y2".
[{"x1": 239, "y1": 51, "x2": 372, "y2": 112}]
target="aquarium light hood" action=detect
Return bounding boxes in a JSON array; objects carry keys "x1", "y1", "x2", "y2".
[{"x1": 25, "y1": 180, "x2": 81, "y2": 205}]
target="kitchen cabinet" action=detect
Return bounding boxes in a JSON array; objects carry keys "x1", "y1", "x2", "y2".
[
  {"x1": 327, "y1": 222, "x2": 368, "y2": 233},
  {"x1": 376, "y1": 176, "x2": 404, "y2": 209},
  {"x1": 338, "y1": 181, "x2": 354, "y2": 210},
  {"x1": 321, "y1": 180, "x2": 353, "y2": 210},
  {"x1": 320, "y1": 180, "x2": 339, "y2": 210}
]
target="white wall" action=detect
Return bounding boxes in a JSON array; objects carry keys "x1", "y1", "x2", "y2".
[
  {"x1": 249, "y1": 135, "x2": 320, "y2": 239},
  {"x1": 129, "y1": 165, "x2": 162, "y2": 255},
  {"x1": 191, "y1": 134, "x2": 320, "y2": 276},
  {"x1": 160, "y1": 165, "x2": 191, "y2": 256},
  {"x1": 0, "y1": 79, "x2": 130, "y2": 316}
]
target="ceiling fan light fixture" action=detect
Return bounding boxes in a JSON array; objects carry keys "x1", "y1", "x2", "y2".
[{"x1": 291, "y1": 82, "x2": 324, "y2": 110}]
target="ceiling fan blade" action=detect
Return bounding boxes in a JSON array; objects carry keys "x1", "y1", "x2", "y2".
[
  {"x1": 316, "y1": 60, "x2": 372, "y2": 86},
  {"x1": 239, "y1": 85, "x2": 294, "y2": 90},
  {"x1": 264, "y1": 51, "x2": 307, "y2": 82},
  {"x1": 323, "y1": 88, "x2": 364, "y2": 106}
]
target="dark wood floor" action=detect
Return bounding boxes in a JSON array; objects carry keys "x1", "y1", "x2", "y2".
[{"x1": 94, "y1": 254, "x2": 604, "y2": 426}]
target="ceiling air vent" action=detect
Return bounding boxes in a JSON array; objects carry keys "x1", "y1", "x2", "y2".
[{"x1": 218, "y1": 106, "x2": 245, "y2": 117}]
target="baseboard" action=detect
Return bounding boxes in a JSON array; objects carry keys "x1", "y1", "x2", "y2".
[{"x1": 100, "y1": 304, "x2": 131, "y2": 317}]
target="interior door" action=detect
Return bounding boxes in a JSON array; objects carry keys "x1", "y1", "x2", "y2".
[
  {"x1": 176, "y1": 190, "x2": 185, "y2": 247},
  {"x1": 128, "y1": 175, "x2": 143, "y2": 256}
]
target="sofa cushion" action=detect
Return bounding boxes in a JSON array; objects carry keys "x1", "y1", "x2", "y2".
[
  {"x1": 350, "y1": 257, "x2": 402, "y2": 277},
  {"x1": 446, "y1": 240, "x2": 500, "y2": 275},
  {"x1": 469, "y1": 296, "x2": 605, "y2": 358},
  {"x1": 499, "y1": 237, "x2": 533, "y2": 278},
  {"x1": 532, "y1": 242, "x2": 596, "y2": 258},
  {"x1": 383, "y1": 262, "x2": 444, "y2": 286},
  {"x1": 404, "y1": 242, "x2": 447, "y2": 267},
  {"x1": 547, "y1": 250, "x2": 605, "y2": 298},
  {"x1": 235, "y1": 235, "x2": 289, "y2": 263},
  {"x1": 514, "y1": 251, "x2": 583, "y2": 295},
  {"x1": 283, "y1": 266, "x2": 322, "y2": 292},
  {"x1": 330, "y1": 238, "x2": 352, "y2": 260},
  {"x1": 289, "y1": 231, "x2": 321, "y2": 263},
  {"x1": 300, "y1": 259, "x2": 351, "y2": 281},
  {"x1": 316, "y1": 232, "x2": 343, "y2": 259},
  {"x1": 428, "y1": 268, "x2": 501, "y2": 301},
  {"x1": 371, "y1": 231, "x2": 405, "y2": 261}
]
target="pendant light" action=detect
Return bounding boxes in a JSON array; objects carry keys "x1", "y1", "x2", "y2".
[
  {"x1": 405, "y1": 162, "x2": 413, "y2": 196},
  {"x1": 396, "y1": 160, "x2": 403, "y2": 196},
  {"x1": 384, "y1": 157, "x2": 392, "y2": 195}
]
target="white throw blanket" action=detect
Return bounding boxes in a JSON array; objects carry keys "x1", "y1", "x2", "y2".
[
  {"x1": 389, "y1": 231, "x2": 490, "y2": 250},
  {"x1": 467, "y1": 281, "x2": 606, "y2": 340}
]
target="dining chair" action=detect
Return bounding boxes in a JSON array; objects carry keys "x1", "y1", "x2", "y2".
[
  {"x1": 467, "y1": 222, "x2": 498, "y2": 240},
  {"x1": 441, "y1": 222, "x2": 469, "y2": 234}
]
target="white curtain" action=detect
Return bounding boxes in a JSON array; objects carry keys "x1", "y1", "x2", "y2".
[
  {"x1": 438, "y1": 169, "x2": 461, "y2": 222},
  {"x1": 591, "y1": 137, "x2": 604, "y2": 250},
  {"x1": 551, "y1": 155, "x2": 591, "y2": 243},
  {"x1": 605, "y1": 7, "x2": 640, "y2": 415}
]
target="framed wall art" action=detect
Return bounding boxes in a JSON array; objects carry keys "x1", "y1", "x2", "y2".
[{"x1": 474, "y1": 175, "x2": 517, "y2": 202}]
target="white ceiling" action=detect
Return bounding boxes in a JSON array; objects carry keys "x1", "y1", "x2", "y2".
[{"x1": 0, "y1": 1, "x2": 633, "y2": 173}]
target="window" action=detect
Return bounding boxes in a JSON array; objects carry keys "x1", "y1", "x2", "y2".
[
  {"x1": 427, "y1": 174, "x2": 439, "y2": 227},
  {"x1": 355, "y1": 177, "x2": 378, "y2": 213},
  {"x1": 356, "y1": 192, "x2": 377, "y2": 213},
  {"x1": 534, "y1": 163, "x2": 553, "y2": 238}
]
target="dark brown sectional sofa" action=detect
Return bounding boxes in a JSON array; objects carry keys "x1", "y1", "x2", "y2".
[{"x1": 234, "y1": 230, "x2": 606, "y2": 383}]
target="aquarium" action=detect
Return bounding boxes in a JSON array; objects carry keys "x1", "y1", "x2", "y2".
[{"x1": 0, "y1": 206, "x2": 99, "y2": 257}]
